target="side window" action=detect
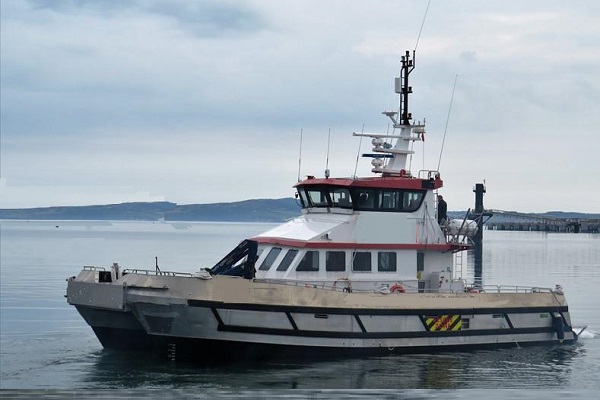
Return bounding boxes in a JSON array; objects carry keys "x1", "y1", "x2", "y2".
[
  {"x1": 259, "y1": 247, "x2": 281, "y2": 271},
  {"x1": 296, "y1": 251, "x2": 320, "y2": 272},
  {"x1": 417, "y1": 252, "x2": 424, "y2": 278},
  {"x1": 297, "y1": 191, "x2": 309, "y2": 208},
  {"x1": 378, "y1": 252, "x2": 397, "y2": 272},
  {"x1": 326, "y1": 251, "x2": 346, "y2": 272},
  {"x1": 404, "y1": 191, "x2": 424, "y2": 211},
  {"x1": 352, "y1": 189, "x2": 376, "y2": 210},
  {"x1": 379, "y1": 190, "x2": 400, "y2": 211},
  {"x1": 352, "y1": 252, "x2": 372, "y2": 272},
  {"x1": 277, "y1": 249, "x2": 299, "y2": 272}
]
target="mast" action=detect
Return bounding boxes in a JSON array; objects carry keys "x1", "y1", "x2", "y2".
[
  {"x1": 397, "y1": 50, "x2": 416, "y2": 126},
  {"x1": 354, "y1": 50, "x2": 424, "y2": 176}
]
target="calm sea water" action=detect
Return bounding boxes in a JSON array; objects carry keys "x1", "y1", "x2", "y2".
[{"x1": 1, "y1": 220, "x2": 599, "y2": 397}]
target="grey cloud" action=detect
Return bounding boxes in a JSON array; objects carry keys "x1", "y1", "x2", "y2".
[
  {"x1": 26, "y1": 0, "x2": 268, "y2": 37},
  {"x1": 27, "y1": 0, "x2": 132, "y2": 16},
  {"x1": 459, "y1": 51, "x2": 477, "y2": 63},
  {"x1": 144, "y1": 1, "x2": 267, "y2": 37}
]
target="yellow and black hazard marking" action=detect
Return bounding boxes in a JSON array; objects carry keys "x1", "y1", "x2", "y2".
[{"x1": 424, "y1": 315, "x2": 462, "y2": 331}]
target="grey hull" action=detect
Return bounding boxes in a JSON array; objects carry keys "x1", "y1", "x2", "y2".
[
  {"x1": 75, "y1": 306, "x2": 153, "y2": 350},
  {"x1": 67, "y1": 272, "x2": 578, "y2": 362}
]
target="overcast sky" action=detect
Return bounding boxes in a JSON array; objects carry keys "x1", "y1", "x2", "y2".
[{"x1": 1, "y1": 0, "x2": 599, "y2": 213}]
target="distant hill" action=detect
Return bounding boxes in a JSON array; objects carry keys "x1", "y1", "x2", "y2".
[
  {"x1": 165, "y1": 198, "x2": 300, "y2": 222},
  {"x1": 0, "y1": 199, "x2": 301, "y2": 222}
]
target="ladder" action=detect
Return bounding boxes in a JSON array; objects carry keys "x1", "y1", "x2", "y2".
[{"x1": 454, "y1": 251, "x2": 464, "y2": 281}]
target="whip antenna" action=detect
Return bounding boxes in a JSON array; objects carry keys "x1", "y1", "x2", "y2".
[
  {"x1": 437, "y1": 74, "x2": 458, "y2": 171},
  {"x1": 325, "y1": 128, "x2": 331, "y2": 178},
  {"x1": 297, "y1": 128, "x2": 303, "y2": 182},
  {"x1": 353, "y1": 124, "x2": 365, "y2": 178},
  {"x1": 414, "y1": 0, "x2": 431, "y2": 52}
]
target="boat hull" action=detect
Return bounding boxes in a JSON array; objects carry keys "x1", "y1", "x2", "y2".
[
  {"x1": 152, "y1": 335, "x2": 576, "y2": 363},
  {"x1": 67, "y1": 272, "x2": 578, "y2": 362},
  {"x1": 74, "y1": 316, "x2": 577, "y2": 363},
  {"x1": 73, "y1": 306, "x2": 153, "y2": 350}
]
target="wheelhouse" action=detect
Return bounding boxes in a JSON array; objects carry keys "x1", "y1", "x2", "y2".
[{"x1": 296, "y1": 181, "x2": 429, "y2": 212}]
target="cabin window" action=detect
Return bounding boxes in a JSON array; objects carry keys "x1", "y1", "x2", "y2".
[
  {"x1": 417, "y1": 252, "x2": 424, "y2": 272},
  {"x1": 297, "y1": 191, "x2": 309, "y2": 208},
  {"x1": 277, "y1": 249, "x2": 299, "y2": 272},
  {"x1": 259, "y1": 247, "x2": 282, "y2": 271},
  {"x1": 351, "y1": 188, "x2": 425, "y2": 212},
  {"x1": 297, "y1": 185, "x2": 425, "y2": 213},
  {"x1": 296, "y1": 250, "x2": 320, "y2": 272},
  {"x1": 330, "y1": 188, "x2": 353, "y2": 209},
  {"x1": 378, "y1": 252, "x2": 397, "y2": 272},
  {"x1": 352, "y1": 252, "x2": 372, "y2": 272},
  {"x1": 305, "y1": 188, "x2": 330, "y2": 207},
  {"x1": 404, "y1": 192, "x2": 424, "y2": 211},
  {"x1": 352, "y1": 188, "x2": 376, "y2": 210},
  {"x1": 326, "y1": 251, "x2": 346, "y2": 272},
  {"x1": 379, "y1": 190, "x2": 401, "y2": 211}
]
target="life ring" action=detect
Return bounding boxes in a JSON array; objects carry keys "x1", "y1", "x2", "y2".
[{"x1": 390, "y1": 283, "x2": 406, "y2": 293}]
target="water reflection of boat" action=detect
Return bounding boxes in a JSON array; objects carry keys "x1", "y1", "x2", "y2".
[
  {"x1": 67, "y1": 50, "x2": 578, "y2": 363},
  {"x1": 84, "y1": 345, "x2": 582, "y2": 389}
]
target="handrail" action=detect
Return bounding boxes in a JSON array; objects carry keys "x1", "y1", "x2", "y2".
[
  {"x1": 83, "y1": 265, "x2": 105, "y2": 271},
  {"x1": 418, "y1": 169, "x2": 441, "y2": 180},
  {"x1": 477, "y1": 285, "x2": 553, "y2": 294},
  {"x1": 253, "y1": 278, "x2": 554, "y2": 295},
  {"x1": 110, "y1": 269, "x2": 555, "y2": 294},
  {"x1": 122, "y1": 268, "x2": 193, "y2": 277}
]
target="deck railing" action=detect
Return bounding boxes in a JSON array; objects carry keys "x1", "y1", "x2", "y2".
[
  {"x1": 89, "y1": 266, "x2": 555, "y2": 294},
  {"x1": 478, "y1": 285, "x2": 553, "y2": 294},
  {"x1": 83, "y1": 265, "x2": 105, "y2": 271},
  {"x1": 82, "y1": 265, "x2": 193, "y2": 277},
  {"x1": 252, "y1": 278, "x2": 554, "y2": 294},
  {"x1": 122, "y1": 268, "x2": 194, "y2": 277}
]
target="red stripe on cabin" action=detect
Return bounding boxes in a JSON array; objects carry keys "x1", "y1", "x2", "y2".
[{"x1": 295, "y1": 176, "x2": 443, "y2": 190}]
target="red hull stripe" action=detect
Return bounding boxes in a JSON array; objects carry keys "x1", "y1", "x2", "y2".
[{"x1": 252, "y1": 237, "x2": 469, "y2": 251}]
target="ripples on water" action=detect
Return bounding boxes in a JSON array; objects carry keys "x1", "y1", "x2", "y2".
[
  {"x1": 69, "y1": 344, "x2": 591, "y2": 390},
  {"x1": 1, "y1": 221, "x2": 599, "y2": 397}
]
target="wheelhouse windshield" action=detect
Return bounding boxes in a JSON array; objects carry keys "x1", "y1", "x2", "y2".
[{"x1": 297, "y1": 185, "x2": 425, "y2": 212}]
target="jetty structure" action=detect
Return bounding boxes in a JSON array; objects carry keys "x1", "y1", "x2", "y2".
[{"x1": 484, "y1": 211, "x2": 600, "y2": 233}]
